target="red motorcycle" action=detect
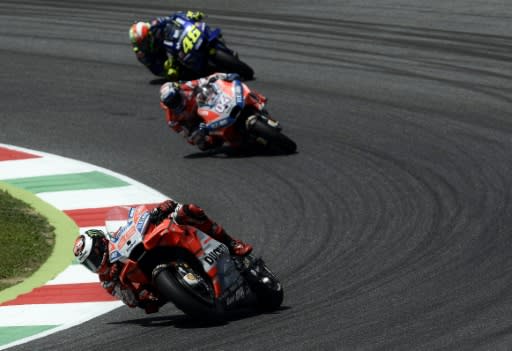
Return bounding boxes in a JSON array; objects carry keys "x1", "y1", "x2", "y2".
[
  {"x1": 194, "y1": 77, "x2": 297, "y2": 154},
  {"x1": 105, "y1": 205, "x2": 283, "y2": 320}
]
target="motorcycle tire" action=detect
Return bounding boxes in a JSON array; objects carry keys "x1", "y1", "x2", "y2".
[
  {"x1": 212, "y1": 49, "x2": 254, "y2": 80},
  {"x1": 153, "y1": 260, "x2": 224, "y2": 321},
  {"x1": 249, "y1": 118, "x2": 297, "y2": 154}
]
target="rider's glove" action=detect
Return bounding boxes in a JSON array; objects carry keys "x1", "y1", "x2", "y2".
[
  {"x1": 186, "y1": 11, "x2": 204, "y2": 21},
  {"x1": 149, "y1": 208, "x2": 161, "y2": 224},
  {"x1": 150, "y1": 202, "x2": 174, "y2": 224},
  {"x1": 150, "y1": 206, "x2": 174, "y2": 224},
  {"x1": 150, "y1": 200, "x2": 177, "y2": 223},
  {"x1": 159, "y1": 200, "x2": 177, "y2": 213}
]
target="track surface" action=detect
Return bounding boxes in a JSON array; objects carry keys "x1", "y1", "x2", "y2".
[{"x1": 2, "y1": 1, "x2": 512, "y2": 350}]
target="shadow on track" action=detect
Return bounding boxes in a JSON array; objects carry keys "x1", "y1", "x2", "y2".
[
  {"x1": 149, "y1": 78, "x2": 170, "y2": 85},
  {"x1": 149, "y1": 75, "x2": 257, "y2": 86},
  {"x1": 108, "y1": 306, "x2": 290, "y2": 329},
  {"x1": 184, "y1": 145, "x2": 298, "y2": 159}
]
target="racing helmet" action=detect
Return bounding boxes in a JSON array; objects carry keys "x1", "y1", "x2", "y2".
[
  {"x1": 73, "y1": 229, "x2": 109, "y2": 273},
  {"x1": 160, "y1": 83, "x2": 185, "y2": 113},
  {"x1": 129, "y1": 21, "x2": 152, "y2": 50}
]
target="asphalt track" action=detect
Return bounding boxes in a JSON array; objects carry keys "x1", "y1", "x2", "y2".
[{"x1": 1, "y1": 1, "x2": 512, "y2": 350}]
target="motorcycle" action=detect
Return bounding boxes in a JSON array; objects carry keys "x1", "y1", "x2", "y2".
[
  {"x1": 193, "y1": 76, "x2": 297, "y2": 154},
  {"x1": 104, "y1": 205, "x2": 283, "y2": 320},
  {"x1": 164, "y1": 16, "x2": 254, "y2": 80}
]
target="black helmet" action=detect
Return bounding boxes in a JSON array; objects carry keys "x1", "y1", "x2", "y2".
[{"x1": 73, "y1": 229, "x2": 108, "y2": 273}]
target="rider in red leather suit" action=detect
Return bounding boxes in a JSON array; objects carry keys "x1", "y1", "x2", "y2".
[{"x1": 73, "y1": 199, "x2": 252, "y2": 314}]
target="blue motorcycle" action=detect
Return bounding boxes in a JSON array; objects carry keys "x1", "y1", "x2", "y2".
[{"x1": 163, "y1": 16, "x2": 254, "y2": 80}]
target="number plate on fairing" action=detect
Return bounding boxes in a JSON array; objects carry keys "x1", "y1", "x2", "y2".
[{"x1": 108, "y1": 211, "x2": 149, "y2": 263}]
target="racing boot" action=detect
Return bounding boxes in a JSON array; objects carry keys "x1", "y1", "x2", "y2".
[
  {"x1": 210, "y1": 223, "x2": 253, "y2": 256},
  {"x1": 228, "y1": 238, "x2": 253, "y2": 256},
  {"x1": 177, "y1": 204, "x2": 253, "y2": 256}
]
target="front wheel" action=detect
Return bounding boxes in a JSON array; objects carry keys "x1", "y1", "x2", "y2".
[
  {"x1": 153, "y1": 261, "x2": 224, "y2": 321},
  {"x1": 247, "y1": 117, "x2": 297, "y2": 154},
  {"x1": 211, "y1": 49, "x2": 254, "y2": 80}
]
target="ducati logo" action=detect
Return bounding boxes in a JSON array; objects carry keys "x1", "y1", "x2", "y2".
[{"x1": 203, "y1": 244, "x2": 228, "y2": 265}]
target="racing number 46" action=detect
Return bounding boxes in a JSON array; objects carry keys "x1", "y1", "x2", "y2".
[{"x1": 182, "y1": 25, "x2": 201, "y2": 53}]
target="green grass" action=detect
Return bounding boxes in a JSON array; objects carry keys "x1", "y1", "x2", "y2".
[{"x1": 0, "y1": 189, "x2": 55, "y2": 291}]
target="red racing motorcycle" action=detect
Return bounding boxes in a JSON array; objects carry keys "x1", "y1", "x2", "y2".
[
  {"x1": 194, "y1": 77, "x2": 297, "y2": 154},
  {"x1": 104, "y1": 205, "x2": 283, "y2": 320}
]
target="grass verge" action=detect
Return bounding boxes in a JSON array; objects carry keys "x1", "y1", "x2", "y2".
[{"x1": 0, "y1": 189, "x2": 55, "y2": 291}]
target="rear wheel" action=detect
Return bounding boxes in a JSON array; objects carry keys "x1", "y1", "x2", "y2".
[
  {"x1": 212, "y1": 49, "x2": 254, "y2": 80},
  {"x1": 248, "y1": 118, "x2": 297, "y2": 154},
  {"x1": 153, "y1": 260, "x2": 224, "y2": 321}
]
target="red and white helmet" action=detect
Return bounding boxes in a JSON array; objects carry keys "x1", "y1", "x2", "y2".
[
  {"x1": 129, "y1": 21, "x2": 151, "y2": 47},
  {"x1": 73, "y1": 229, "x2": 108, "y2": 273}
]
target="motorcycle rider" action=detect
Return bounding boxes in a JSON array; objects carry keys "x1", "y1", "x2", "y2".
[
  {"x1": 129, "y1": 10, "x2": 205, "y2": 80},
  {"x1": 72, "y1": 199, "x2": 253, "y2": 314},
  {"x1": 159, "y1": 72, "x2": 268, "y2": 150}
]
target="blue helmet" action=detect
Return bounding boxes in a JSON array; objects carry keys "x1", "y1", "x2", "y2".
[{"x1": 160, "y1": 83, "x2": 184, "y2": 112}]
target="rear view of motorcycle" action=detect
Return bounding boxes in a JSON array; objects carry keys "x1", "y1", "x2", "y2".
[
  {"x1": 105, "y1": 205, "x2": 283, "y2": 321},
  {"x1": 193, "y1": 77, "x2": 297, "y2": 154},
  {"x1": 164, "y1": 16, "x2": 254, "y2": 81},
  {"x1": 152, "y1": 250, "x2": 284, "y2": 320}
]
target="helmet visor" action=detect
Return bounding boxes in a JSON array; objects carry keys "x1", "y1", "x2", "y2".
[
  {"x1": 82, "y1": 239, "x2": 107, "y2": 272},
  {"x1": 169, "y1": 93, "x2": 182, "y2": 109}
]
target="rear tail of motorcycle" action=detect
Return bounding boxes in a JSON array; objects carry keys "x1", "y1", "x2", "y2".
[
  {"x1": 209, "y1": 42, "x2": 254, "y2": 81},
  {"x1": 239, "y1": 255, "x2": 284, "y2": 312}
]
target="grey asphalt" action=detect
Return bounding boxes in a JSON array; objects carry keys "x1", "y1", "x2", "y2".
[{"x1": 2, "y1": 1, "x2": 512, "y2": 350}]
